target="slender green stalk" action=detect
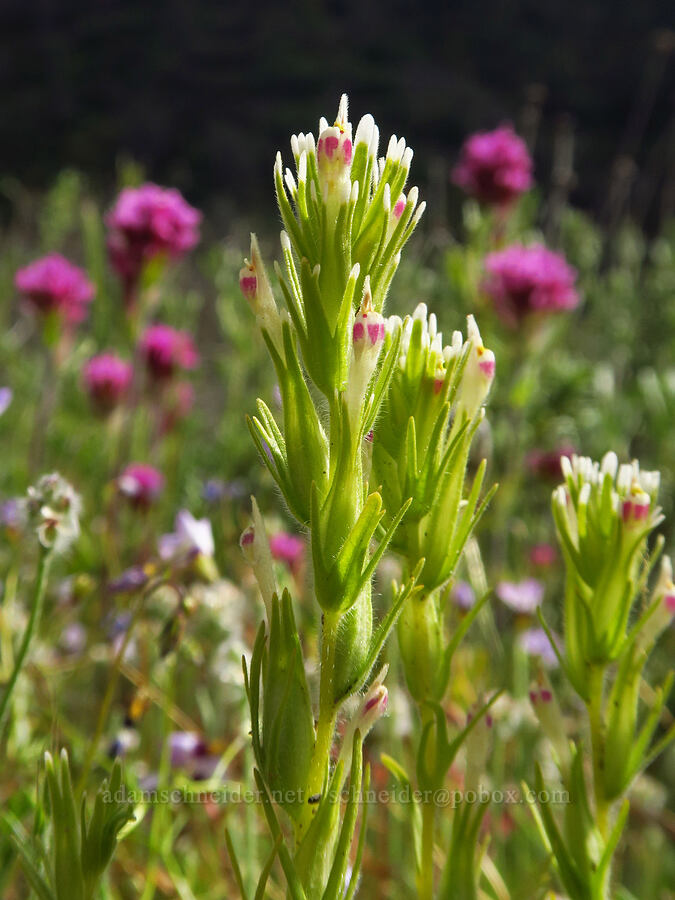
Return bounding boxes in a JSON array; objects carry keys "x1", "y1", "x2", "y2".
[
  {"x1": 297, "y1": 611, "x2": 339, "y2": 839},
  {"x1": 587, "y1": 664, "x2": 610, "y2": 840},
  {"x1": 0, "y1": 548, "x2": 52, "y2": 738},
  {"x1": 419, "y1": 796, "x2": 436, "y2": 900}
]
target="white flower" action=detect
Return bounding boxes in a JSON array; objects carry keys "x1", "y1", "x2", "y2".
[
  {"x1": 158, "y1": 510, "x2": 215, "y2": 562},
  {"x1": 24, "y1": 473, "x2": 81, "y2": 554}
]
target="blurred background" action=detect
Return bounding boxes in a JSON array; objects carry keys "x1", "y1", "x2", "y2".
[{"x1": 2, "y1": 0, "x2": 674, "y2": 232}]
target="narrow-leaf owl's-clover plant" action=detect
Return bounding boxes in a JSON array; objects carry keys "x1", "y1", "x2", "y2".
[
  {"x1": 373, "y1": 305, "x2": 499, "y2": 898},
  {"x1": 235, "y1": 95, "x2": 425, "y2": 898},
  {"x1": 529, "y1": 453, "x2": 675, "y2": 900}
]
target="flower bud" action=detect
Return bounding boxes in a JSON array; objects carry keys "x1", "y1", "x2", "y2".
[
  {"x1": 637, "y1": 556, "x2": 675, "y2": 650},
  {"x1": 240, "y1": 234, "x2": 283, "y2": 352},
  {"x1": 239, "y1": 498, "x2": 277, "y2": 619},
  {"x1": 621, "y1": 481, "x2": 651, "y2": 529},
  {"x1": 457, "y1": 315, "x2": 495, "y2": 419},
  {"x1": 397, "y1": 591, "x2": 446, "y2": 703},
  {"x1": 338, "y1": 666, "x2": 389, "y2": 775},
  {"x1": 317, "y1": 94, "x2": 353, "y2": 205},
  {"x1": 347, "y1": 276, "x2": 385, "y2": 420}
]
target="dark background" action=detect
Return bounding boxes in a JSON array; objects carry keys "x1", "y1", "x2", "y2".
[{"x1": 2, "y1": 0, "x2": 674, "y2": 229}]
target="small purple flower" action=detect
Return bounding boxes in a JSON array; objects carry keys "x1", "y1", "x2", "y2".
[
  {"x1": 106, "y1": 184, "x2": 201, "y2": 290},
  {"x1": 169, "y1": 731, "x2": 206, "y2": 767},
  {"x1": 107, "y1": 567, "x2": 149, "y2": 595},
  {"x1": 451, "y1": 581, "x2": 476, "y2": 610},
  {"x1": 15, "y1": 253, "x2": 95, "y2": 323},
  {"x1": 139, "y1": 324, "x2": 199, "y2": 380},
  {"x1": 452, "y1": 125, "x2": 533, "y2": 207},
  {"x1": 60, "y1": 623, "x2": 87, "y2": 655},
  {"x1": 0, "y1": 388, "x2": 12, "y2": 417},
  {"x1": 269, "y1": 532, "x2": 305, "y2": 574},
  {"x1": 518, "y1": 627, "x2": 561, "y2": 668},
  {"x1": 83, "y1": 353, "x2": 133, "y2": 412},
  {"x1": 483, "y1": 244, "x2": 579, "y2": 325},
  {"x1": 169, "y1": 731, "x2": 220, "y2": 779},
  {"x1": 496, "y1": 578, "x2": 544, "y2": 614},
  {"x1": 0, "y1": 499, "x2": 24, "y2": 532},
  {"x1": 117, "y1": 464, "x2": 164, "y2": 508},
  {"x1": 202, "y1": 478, "x2": 246, "y2": 503}
]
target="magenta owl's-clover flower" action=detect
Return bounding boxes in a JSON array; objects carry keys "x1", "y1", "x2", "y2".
[
  {"x1": 106, "y1": 183, "x2": 201, "y2": 296},
  {"x1": 529, "y1": 542, "x2": 557, "y2": 568},
  {"x1": 117, "y1": 463, "x2": 164, "y2": 508},
  {"x1": 139, "y1": 324, "x2": 199, "y2": 380},
  {"x1": 452, "y1": 124, "x2": 533, "y2": 207},
  {"x1": 15, "y1": 254, "x2": 95, "y2": 324},
  {"x1": 483, "y1": 243, "x2": 579, "y2": 326},
  {"x1": 83, "y1": 353, "x2": 133, "y2": 412}
]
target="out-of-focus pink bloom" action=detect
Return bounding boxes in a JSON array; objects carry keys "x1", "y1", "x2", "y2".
[
  {"x1": 496, "y1": 578, "x2": 544, "y2": 614},
  {"x1": 106, "y1": 184, "x2": 201, "y2": 287},
  {"x1": 483, "y1": 244, "x2": 579, "y2": 325},
  {"x1": 452, "y1": 125, "x2": 533, "y2": 206},
  {"x1": 83, "y1": 353, "x2": 133, "y2": 411},
  {"x1": 529, "y1": 543, "x2": 557, "y2": 568},
  {"x1": 518, "y1": 627, "x2": 561, "y2": 668},
  {"x1": 14, "y1": 254, "x2": 95, "y2": 323},
  {"x1": 451, "y1": 581, "x2": 476, "y2": 610},
  {"x1": 117, "y1": 463, "x2": 164, "y2": 507},
  {"x1": 139, "y1": 324, "x2": 199, "y2": 379},
  {"x1": 269, "y1": 532, "x2": 305, "y2": 574},
  {"x1": 527, "y1": 445, "x2": 577, "y2": 481}
]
